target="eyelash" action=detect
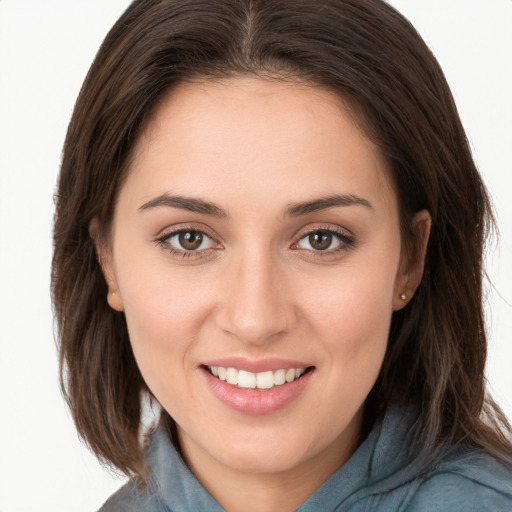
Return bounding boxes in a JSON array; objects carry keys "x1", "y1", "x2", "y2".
[
  {"x1": 154, "y1": 225, "x2": 220, "y2": 259},
  {"x1": 154, "y1": 225, "x2": 356, "y2": 259},
  {"x1": 293, "y1": 226, "x2": 356, "y2": 257}
]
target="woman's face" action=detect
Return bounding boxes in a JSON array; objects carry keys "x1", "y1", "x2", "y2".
[{"x1": 101, "y1": 77, "x2": 421, "y2": 483}]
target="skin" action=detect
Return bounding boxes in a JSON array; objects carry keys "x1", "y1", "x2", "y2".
[{"x1": 96, "y1": 77, "x2": 430, "y2": 512}]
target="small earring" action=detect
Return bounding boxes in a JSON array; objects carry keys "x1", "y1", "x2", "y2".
[{"x1": 399, "y1": 293, "x2": 407, "y2": 301}]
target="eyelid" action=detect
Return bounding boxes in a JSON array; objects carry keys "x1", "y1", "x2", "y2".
[
  {"x1": 155, "y1": 222, "x2": 220, "y2": 242},
  {"x1": 291, "y1": 224, "x2": 356, "y2": 253},
  {"x1": 154, "y1": 223, "x2": 223, "y2": 257},
  {"x1": 153, "y1": 222, "x2": 355, "y2": 259},
  {"x1": 293, "y1": 223, "x2": 354, "y2": 240}
]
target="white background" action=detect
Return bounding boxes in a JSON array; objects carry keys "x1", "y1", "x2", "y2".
[{"x1": 0, "y1": 1, "x2": 510, "y2": 510}]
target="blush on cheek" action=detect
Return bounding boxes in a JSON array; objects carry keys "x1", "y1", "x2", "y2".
[
  {"x1": 120, "y1": 278, "x2": 207, "y2": 386},
  {"x1": 316, "y1": 277, "x2": 393, "y2": 373}
]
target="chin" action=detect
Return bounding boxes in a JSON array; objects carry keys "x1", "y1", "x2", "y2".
[{"x1": 216, "y1": 444, "x2": 312, "y2": 474}]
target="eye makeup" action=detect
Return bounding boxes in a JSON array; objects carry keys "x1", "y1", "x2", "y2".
[
  {"x1": 154, "y1": 224, "x2": 222, "y2": 260},
  {"x1": 153, "y1": 222, "x2": 356, "y2": 261}
]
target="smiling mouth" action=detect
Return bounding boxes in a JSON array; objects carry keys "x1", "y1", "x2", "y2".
[{"x1": 204, "y1": 365, "x2": 313, "y2": 390}]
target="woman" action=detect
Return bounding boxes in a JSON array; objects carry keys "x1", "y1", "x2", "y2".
[{"x1": 51, "y1": 0, "x2": 512, "y2": 510}]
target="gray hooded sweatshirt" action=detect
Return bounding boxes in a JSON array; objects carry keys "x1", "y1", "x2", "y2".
[{"x1": 98, "y1": 406, "x2": 512, "y2": 511}]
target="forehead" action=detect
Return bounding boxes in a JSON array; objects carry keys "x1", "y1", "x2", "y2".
[{"x1": 126, "y1": 77, "x2": 396, "y2": 216}]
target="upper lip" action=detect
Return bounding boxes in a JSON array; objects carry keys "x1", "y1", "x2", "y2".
[{"x1": 201, "y1": 357, "x2": 313, "y2": 374}]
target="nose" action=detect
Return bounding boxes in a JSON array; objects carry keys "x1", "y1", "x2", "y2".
[{"x1": 215, "y1": 248, "x2": 297, "y2": 346}]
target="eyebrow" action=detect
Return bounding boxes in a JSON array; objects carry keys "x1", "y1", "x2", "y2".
[
  {"x1": 139, "y1": 194, "x2": 229, "y2": 218},
  {"x1": 284, "y1": 194, "x2": 373, "y2": 217},
  {"x1": 139, "y1": 192, "x2": 373, "y2": 218}
]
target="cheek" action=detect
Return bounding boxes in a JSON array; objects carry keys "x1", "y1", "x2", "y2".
[
  {"x1": 120, "y1": 282, "x2": 214, "y2": 419},
  {"x1": 113, "y1": 252, "x2": 215, "y2": 394},
  {"x1": 113, "y1": 252, "x2": 270, "y2": 422},
  {"x1": 122, "y1": 278, "x2": 209, "y2": 343},
  {"x1": 304, "y1": 272, "x2": 394, "y2": 429},
  {"x1": 301, "y1": 250, "x2": 399, "y2": 375},
  {"x1": 305, "y1": 261, "x2": 396, "y2": 335}
]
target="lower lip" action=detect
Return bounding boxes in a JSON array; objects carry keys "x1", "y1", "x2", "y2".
[{"x1": 202, "y1": 367, "x2": 313, "y2": 415}]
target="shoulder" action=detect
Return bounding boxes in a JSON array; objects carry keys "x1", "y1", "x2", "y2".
[
  {"x1": 97, "y1": 480, "x2": 167, "y2": 512},
  {"x1": 407, "y1": 452, "x2": 512, "y2": 512}
]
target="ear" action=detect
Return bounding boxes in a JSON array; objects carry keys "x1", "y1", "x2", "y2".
[
  {"x1": 393, "y1": 209, "x2": 431, "y2": 311},
  {"x1": 89, "y1": 218, "x2": 124, "y2": 312}
]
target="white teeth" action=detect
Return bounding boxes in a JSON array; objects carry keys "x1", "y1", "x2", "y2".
[
  {"x1": 208, "y1": 366, "x2": 307, "y2": 390},
  {"x1": 274, "y1": 369, "x2": 286, "y2": 386},
  {"x1": 238, "y1": 370, "x2": 256, "y2": 389},
  {"x1": 257, "y1": 371, "x2": 274, "y2": 389},
  {"x1": 226, "y1": 367, "x2": 238, "y2": 385}
]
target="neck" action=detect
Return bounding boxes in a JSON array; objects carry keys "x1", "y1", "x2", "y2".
[{"x1": 178, "y1": 411, "x2": 363, "y2": 512}]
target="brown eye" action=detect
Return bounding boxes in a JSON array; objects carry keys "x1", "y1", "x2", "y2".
[
  {"x1": 308, "y1": 231, "x2": 333, "y2": 251},
  {"x1": 179, "y1": 231, "x2": 204, "y2": 250},
  {"x1": 163, "y1": 229, "x2": 215, "y2": 252},
  {"x1": 296, "y1": 228, "x2": 354, "y2": 253}
]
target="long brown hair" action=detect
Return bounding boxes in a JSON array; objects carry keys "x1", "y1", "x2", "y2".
[{"x1": 52, "y1": 0, "x2": 512, "y2": 478}]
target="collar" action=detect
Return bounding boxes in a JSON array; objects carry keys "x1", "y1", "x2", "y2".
[{"x1": 145, "y1": 405, "x2": 419, "y2": 511}]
